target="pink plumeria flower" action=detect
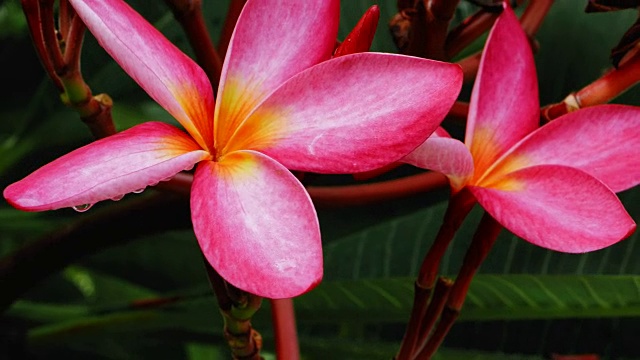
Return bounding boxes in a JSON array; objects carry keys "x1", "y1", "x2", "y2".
[
  {"x1": 4, "y1": 0, "x2": 462, "y2": 297},
  {"x1": 404, "y1": 4, "x2": 639, "y2": 252}
]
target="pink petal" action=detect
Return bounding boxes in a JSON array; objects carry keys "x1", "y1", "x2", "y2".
[
  {"x1": 214, "y1": 0, "x2": 340, "y2": 151},
  {"x1": 491, "y1": 105, "x2": 640, "y2": 193},
  {"x1": 69, "y1": 0, "x2": 215, "y2": 151},
  {"x1": 333, "y1": 5, "x2": 380, "y2": 57},
  {"x1": 470, "y1": 165, "x2": 635, "y2": 253},
  {"x1": 466, "y1": 5, "x2": 538, "y2": 176},
  {"x1": 402, "y1": 136, "x2": 474, "y2": 193},
  {"x1": 191, "y1": 151, "x2": 322, "y2": 298},
  {"x1": 4, "y1": 123, "x2": 209, "y2": 211},
  {"x1": 223, "y1": 53, "x2": 462, "y2": 173}
]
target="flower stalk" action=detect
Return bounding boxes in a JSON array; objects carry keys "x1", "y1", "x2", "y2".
[
  {"x1": 417, "y1": 213, "x2": 502, "y2": 359},
  {"x1": 21, "y1": 0, "x2": 116, "y2": 139},
  {"x1": 542, "y1": 52, "x2": 640, "y2": 122},
  {"x1": 164, "y1": 0, "x2": 223, "y2": 91}
]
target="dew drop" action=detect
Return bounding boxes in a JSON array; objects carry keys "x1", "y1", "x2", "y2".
[
  {"x1": 111, "y1": 194, "x2": 125, "y2": 201},
  {"x1": 132, "y1": 188, "x2": 145, "y2": 194},
  {"x1": 72, "y1": 204, "x2": 93, "y2": 212}
]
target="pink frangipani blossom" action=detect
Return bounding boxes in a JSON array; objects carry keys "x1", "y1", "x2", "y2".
[
  {"x1": 4, "y1": 0, "x2": 462, "y2": 298},
  {"x1": 404, "y1": 4, "x2": 639, "y2": 253}
]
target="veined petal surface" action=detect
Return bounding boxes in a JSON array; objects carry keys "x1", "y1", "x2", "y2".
[
  {"x1": 466, "y1": 5, "x2": 538, "y2": 176},
  {"x1": 492, "y1": 105, "x2": 640, "y2": 192},
  {"x1": 402, "y1": 136, "x2": 474, "y2": 192},
  {"x1": 70, "y1": 0, "x2": 215, "y2": 151},
  {"x1": 227, "y1": 53, "x2": 462, "y2": 173},
  {"x1": 471, "y1": 165, "x2": 635, "y2": 253},
  {"x1": 215, "y1": 0, "x2": 339, "y2": 150},
  {"x1": 191, "y1": 151, "x2": 322, "y2": 298},
  {"x1": 4, "y1": 122, "x2": 209, "y2": 211}
]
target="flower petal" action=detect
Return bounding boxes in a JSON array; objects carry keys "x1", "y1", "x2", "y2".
[
  {"x1": 215, "y1": 0, "x2": 340, "y2": 150},
  {"x1": 470, "y1": 165, "x2": 635, "y2": 253},
  {"x1": 333, "y1": 5, "x2": 380, "y2": 57},
  {"x1": 466, "y1": 5, "x2": 538, "y2": 176},
  {"x1": 402, "y1": 135, "x2": 474, "y2": 193},
  {"x1": 4, "y1": 122, "x2": 209, "y2": 211},
  {"x1": 224, "y1": 53, "x2": 462, "y2": 173},
  {"x1": 490, "y1": 105, "x2": 640, "y2": 192},
  {"x1": 69, "y1": 0, "x2": 215, "y2": 151},
  {"x1": 191, "y1": 151, "x2": 322, "y2": 298}
]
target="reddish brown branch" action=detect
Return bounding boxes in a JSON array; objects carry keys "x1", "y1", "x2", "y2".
[
  {"x1": 445, "y1": 9, "x2": 499, "y2": 59},
  {"x1": 271, "y1": 298, "x2": 300, "y2": 360},
  {"x1": 161, "y1": 171, "x2": 448, "y2": 208},
  {"x1": 542, "y1": 52, "x2": 640, "y2": 122},
  {"x1": 218, "y1": 0, "x2": 247, "y2": 59},
  {"x1": 164, "y1": 0, "x2": 223, "y2": 90}
]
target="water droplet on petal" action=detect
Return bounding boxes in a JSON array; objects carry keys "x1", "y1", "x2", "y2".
[
  {"x1": 132, "y1": 188, "x2": 145, "y2": 194},
  {"x1": 111, "y1": 194, "x2": 125, "y2": 201},
  {"x1": 72, "y1": 204, "x2": 93, "y2": 212}
]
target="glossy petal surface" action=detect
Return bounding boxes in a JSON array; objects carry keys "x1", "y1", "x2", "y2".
[
  {"x1": 493, "y1": 105, "x2": 640, "y2": 192},
  {"x1": 466, "y1": 5, "x2": 538, "y2": 176},
  {"x1": 215, "y1": 0, "x2": 339, "y2": 150},
  {"x1": 191, "y1": 151, "x2": 322, "y2": 298},
  {"x1": 70, "y1": 0, "x2": 215, "y2": 151},
  {"x1": 471, "y1": 165, "x2": 635, "y2": 253},
  {"x1": 4, "y1": 123, "x2": 208, "y2": 211},
  {"x1": 226, "y1": 53, "x2": 462, "y2": 173},
  {"x1": 403, "y1": 136, "x2": 474, "y2": 192}
]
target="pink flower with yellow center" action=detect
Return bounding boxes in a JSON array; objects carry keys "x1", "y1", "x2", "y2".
[
  {"x1": 4, "y1": 0, "x2": 462, "y2": 297},
  {"x1": 404, "y1": 4, "x2": 639, "y2": 252}
]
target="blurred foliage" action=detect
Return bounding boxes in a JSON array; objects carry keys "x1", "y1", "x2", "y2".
[{"x1": 1, "y1": 0, "x2": 639, "y2": 359}]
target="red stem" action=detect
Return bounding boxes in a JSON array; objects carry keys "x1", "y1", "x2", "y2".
[
  {"x1": 21, "y1": 0, "x2": 64, "y2": 91},
  {"x1": 455, "y1": 0, "x2": 552, "y2": 83},
  {"x1": 542, "y1": 52, "x2": 640, "y2": 122},
  {"x1": 58, "y1": 0, "x2": 71, "y2": 40},
  {"x1": 445, "y1": 9, "x2": 499, "y2": 59},
  {"x1": 395, "y1": 190, "x2": 476, "y2": 360},
  {"x1": 160, "y1": 171, "x2": 448, "y2": 208},
  {"x1": 39, "y1": 0, "x2": 65, "y2": 74},
  {"x1": 62, "y1": 10, "x2": 85, "y2": 69},
  {"x1": 424, "y1": 0, "x2": 461, "y2": 60},
  {"x1": 418, "y1": 213, "x2": 503, "y2": 359},
  {"x1": 271, "y1": 298, "x2": 300, "y2": 360},
  {"x1": 164, "y1": 0, "x2": 222, "y2": 92},
  {"x1": 218, "y1": 0, "x2": 247, "y2": 59},
  {"x1": 519, "y1": 0, "x2": 555, "y2": 37}
]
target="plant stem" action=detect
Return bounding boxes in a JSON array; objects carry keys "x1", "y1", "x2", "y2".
[
  {"x1": 21, "y1": 0, "x2": 64, "y2": 91},
  {"x1": 519, "y1": 0, "x2": 555, "y2": 37},
  {"x1": 412, "y1": 277, "x2": 452, "y2": 356},
  {"x1": 395, "y1": 189, "x2": 475, "y2": 360},
  {"x1": 38, "y1": 0, "x2": 65, "y2": 74},
  {"x1": 424, "y1": 0, "x2": 461, "y2": 60},
  {"x1": 455, "y1": 0, "x2": 551, "y2": 83},
  {"x1": 271, "y1": 298, "x2": 300, "y2": 360},
  {"x1": 203, "y1": 261, "x2": 264, "y2": 359},
  {"x1": 417, "y1": 212, "x2": 502, "y2": 359},
  {"x1": 218, "y1": 0, "x2": 247, "y2": 59},
  {"x1": 542, "y1": 52, "x2": 640, "y2": 122},
  {"x1": 164, "y1": 0, "x2": 223, "y2": 91},
  {"x1": 445, "y1": 9, "x2": 499, "y2": 59},
  {"x1": 159, "y1": 171, "x2": 449, "y2": 207},
  {"x1": 21, "y1": 0, "x2": 116, "y2": 139}
]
